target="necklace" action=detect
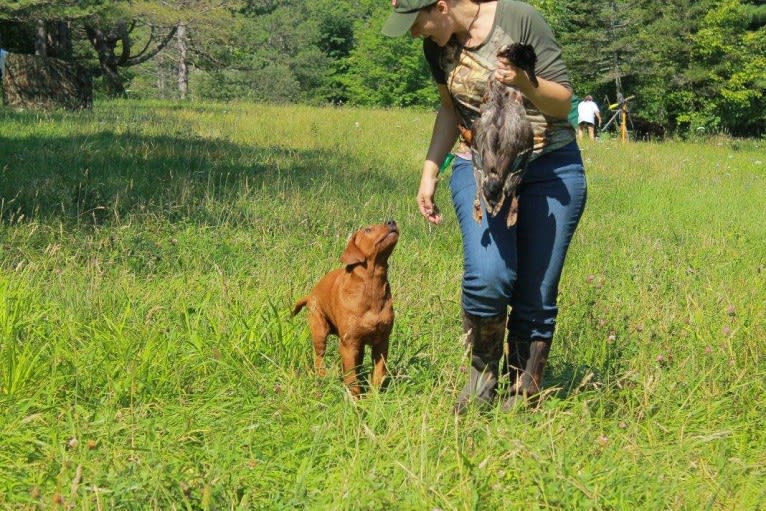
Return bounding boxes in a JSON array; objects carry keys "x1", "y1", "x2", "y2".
[
  {"x1": 450, "y1": 2, "x2": 483, "y2": 88},
  {"x1": 459, "y1": 2, "x2": 482, "y2": 49},
  {"x1": 448, "y1": 2, "x2": 483, "y2": 134}
]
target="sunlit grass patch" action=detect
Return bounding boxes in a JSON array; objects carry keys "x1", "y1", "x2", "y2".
[{"x1": 0, "y1": 101, "x2": 764, "y2": 509}]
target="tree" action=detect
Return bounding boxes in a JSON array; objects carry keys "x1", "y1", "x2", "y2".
[
  {"x1": 84, "y1": 13, "x2": 178, "y2": 97},
  {"x1": 558, "y1": 0, "x2": 655, "y2": 103},
  {"x1": 338, "y1": 0, "x2": 436, "y2": 107},
  {"x1": 160, "y1": 1, "x2": 248, "y2": 100},
  {"x1": 1, "y1": 1, "x2": 179, "y2": 97},
  {"x1": 194, "y1": 0, "x2": 309, "y2": 101},
  {"x1": 685, "y1": 0, "x2": 766, "y2": 135}
]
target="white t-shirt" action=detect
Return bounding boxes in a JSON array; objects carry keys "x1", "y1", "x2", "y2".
[
  {"x1": 0, "y1": 49, "x2": 8, "y2": 77},
  {"x1": 577, "y1": 100, "x2": 600, "y2": 125}
]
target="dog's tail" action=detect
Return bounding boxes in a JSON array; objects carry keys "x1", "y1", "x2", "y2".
[{"x1": 292, "y1": 296, "x2": 308, "y2": 316}]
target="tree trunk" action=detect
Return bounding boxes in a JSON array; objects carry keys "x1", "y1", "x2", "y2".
[
  {"x1": 50, "y1": 21, "x2": 73, "y2": 60},
  {"x1": 85, "y1": 24, "x2": 126, "y2": 98},
  {"x1": 177, "y1": 23, "x2": 188, "y2": 100},
  {"x1": 157, "y1": 56, "x2": 165, "y2": 98},
  {"x1": 35, "y1": 20, "x2": 47, "y2": 57},
  {"x1": 84, "y1": 20, "x2": 177, "y2": 99}
]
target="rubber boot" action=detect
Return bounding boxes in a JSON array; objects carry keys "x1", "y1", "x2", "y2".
[
  {"x1": 455, "y1": 311, "x2": 506, "y2": 414},
  {"x1": 502, "y1": 336, "x2": 550, "y2": 411}
]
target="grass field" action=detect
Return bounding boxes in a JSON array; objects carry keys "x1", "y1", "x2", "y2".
[{"x1": 1, "y1": 100, "x2": 764, "y2": 510}]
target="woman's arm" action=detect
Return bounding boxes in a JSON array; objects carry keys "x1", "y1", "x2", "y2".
[{"x1": 417, "y1": 84, "x2": 459, "y2": 224}]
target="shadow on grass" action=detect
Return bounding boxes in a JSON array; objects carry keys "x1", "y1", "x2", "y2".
[
  {"x1": 546, "y1": 342, "x2": 629, "y2": 403},
  {"x1": 0, "y1": 128, "x2": 395, "y2": 226}
]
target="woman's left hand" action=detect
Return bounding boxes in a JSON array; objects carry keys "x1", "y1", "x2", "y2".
[
  {"x1": 494, "y1": 58, "x2": 530, "y2": 90},
  {"x1": 493, "y1": 53, "x2": 573, "y2": 120}
]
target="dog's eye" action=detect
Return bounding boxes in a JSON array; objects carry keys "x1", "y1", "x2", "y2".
[{"x1": 364, "y1": 228, "x2": 371, "y2": 233}]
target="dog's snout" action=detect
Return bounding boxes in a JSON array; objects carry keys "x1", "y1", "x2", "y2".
[{"x1": 386, "y1": 220, "x2": 397, "y2": 230}]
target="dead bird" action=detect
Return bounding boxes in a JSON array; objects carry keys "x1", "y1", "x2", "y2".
[{"x1": 470, "y1": 42, "x2": 538, "y2": 227}]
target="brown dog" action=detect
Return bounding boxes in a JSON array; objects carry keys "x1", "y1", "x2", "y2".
[{"x1": 292, "y1": 221, "x2": 398, "y2": 396}]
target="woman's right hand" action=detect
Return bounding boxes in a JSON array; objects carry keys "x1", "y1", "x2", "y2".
[
  {"x1": 417, "y1": 171, "x2": 442, "y2": 224},
  {"x1": 418, "y1": 85, "x2": 456, "y2": 225}
]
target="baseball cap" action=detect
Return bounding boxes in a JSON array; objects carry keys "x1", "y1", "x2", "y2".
[{"x1": 381, "y1": 0, "x2": 438, "y2": 37}]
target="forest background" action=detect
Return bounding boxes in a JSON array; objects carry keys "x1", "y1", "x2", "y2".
[{"x1": 1, "y1": 0, "x2": 765, "y2": 138}]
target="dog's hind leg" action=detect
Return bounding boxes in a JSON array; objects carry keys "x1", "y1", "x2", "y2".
[{"x1": 307, "y1": 311, "x2": 331, "y2": 378}]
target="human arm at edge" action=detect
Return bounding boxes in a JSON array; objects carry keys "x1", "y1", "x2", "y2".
[{"x1": 521, "y1": 76, "x2": 572, "y2": 120}]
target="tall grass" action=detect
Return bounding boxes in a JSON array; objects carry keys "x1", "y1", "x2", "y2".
[{"x1": 1, "y1": 100, "x2": 764, "y2": 509}]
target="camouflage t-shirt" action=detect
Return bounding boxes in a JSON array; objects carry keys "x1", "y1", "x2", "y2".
[{"x1": 424, "y1": 0, "x2": 575, "y2": 158}]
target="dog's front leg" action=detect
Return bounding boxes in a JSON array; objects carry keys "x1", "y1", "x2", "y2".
[
  {"x1": 340, "y1": 340, "x2": 364, "y2": 397},
  {"x1": 371, "y1": 339, "x2": 388, "y2": 390}
]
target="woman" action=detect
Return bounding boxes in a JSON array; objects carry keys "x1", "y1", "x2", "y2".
[{"x1": 383, "y1": 0, "x2": 587, "y2": 412}]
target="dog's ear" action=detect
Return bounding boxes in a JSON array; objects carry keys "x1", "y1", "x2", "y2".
[{"x1": 340, "y1": 234, "x2": 365, "y2": 266}]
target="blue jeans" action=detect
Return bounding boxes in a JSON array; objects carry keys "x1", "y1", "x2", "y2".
[{"x1": 448, "y1": 141, "x2": 587, "y2": 341}]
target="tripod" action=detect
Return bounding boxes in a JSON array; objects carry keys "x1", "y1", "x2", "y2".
[{"x1": 601, "y1": 93, "x2": 635, "y2": 142}]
